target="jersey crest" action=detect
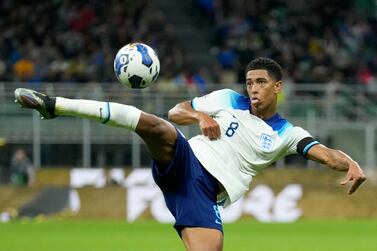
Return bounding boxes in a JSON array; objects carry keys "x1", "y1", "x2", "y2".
[{"x1": 260, "y1": 133, "x2": 275, "y2": 151}]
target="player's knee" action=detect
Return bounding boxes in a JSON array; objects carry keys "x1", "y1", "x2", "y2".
[{"x1": 137, "y1": 113, "x2": 170, "y2": 136}]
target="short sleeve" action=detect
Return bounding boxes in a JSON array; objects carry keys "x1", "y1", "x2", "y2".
[
  {"x1": 285, "y1": 127, "x2": 319, "y2": 157},
  {"x1": 191, "y1": 89, "x2": 249, "y2": 115}
]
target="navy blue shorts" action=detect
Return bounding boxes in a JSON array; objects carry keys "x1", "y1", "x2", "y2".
[{"x1": 152, "y1": 130, "x2": 223, "y2": 235}]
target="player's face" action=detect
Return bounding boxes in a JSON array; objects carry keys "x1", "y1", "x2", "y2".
[{"x1": 246, "y1": 69, "x2": 282, "y2": 114}]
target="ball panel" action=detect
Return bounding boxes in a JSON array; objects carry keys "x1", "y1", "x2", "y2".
[
  {"x1": 128, "y1": 75, "x2": 144, "y2": 89},
  {"x1": 136, "y1": 44, "x2": 153, "y2": 67}
]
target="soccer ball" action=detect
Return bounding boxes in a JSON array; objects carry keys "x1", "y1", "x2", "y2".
[{"x1": 114, "y1": 43, "x2": 160, "y2": 89}]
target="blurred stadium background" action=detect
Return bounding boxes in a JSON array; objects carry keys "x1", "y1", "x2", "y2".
[{"x1": 0, "y1": 0, "x2": 377, "y2": 250}]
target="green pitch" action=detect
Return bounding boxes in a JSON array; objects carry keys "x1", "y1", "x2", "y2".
[{"x1": 0, "y1": 219, "x2": 376, "y2": 251}]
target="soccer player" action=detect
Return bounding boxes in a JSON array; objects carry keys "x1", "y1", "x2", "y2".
[{"x1": 14, "y1": 57, "x2": 366, "y2": 251}]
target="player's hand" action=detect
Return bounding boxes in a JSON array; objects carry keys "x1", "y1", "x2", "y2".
[
  {"x1": 198, "y1": 114, "x2": 221, "y2": 140},
  {"x1": 340, "y1": 162, "x2": 366, "y2": 194}
]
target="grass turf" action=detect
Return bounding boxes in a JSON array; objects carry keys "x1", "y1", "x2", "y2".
[{"x1": 0, "y1": 219, "x2": 376, "y2": 251}]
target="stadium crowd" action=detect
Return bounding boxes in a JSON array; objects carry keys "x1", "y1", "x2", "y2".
[
  {"x1": 1, "y1": 0, "x2": 377, "y2": 90},
  {"x1": 0, "y1": 0, "x2": 189, "y2": 85},
  {"x1": 197, "y1": 0, "x2": 377, "y2": 88}
]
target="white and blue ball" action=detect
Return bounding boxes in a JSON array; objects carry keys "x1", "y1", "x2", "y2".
[{"x1": 114, "y1": 43, "x2": 160, "y2": 89}]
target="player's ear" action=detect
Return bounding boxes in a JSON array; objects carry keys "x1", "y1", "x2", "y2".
[{"x1": 274, "y1": 80, "x2": 282, "y2": 94}]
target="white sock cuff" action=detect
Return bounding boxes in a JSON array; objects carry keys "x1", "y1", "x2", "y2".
[{"x1": 107, "y1": 102, "x2": 142, "y2": 131}]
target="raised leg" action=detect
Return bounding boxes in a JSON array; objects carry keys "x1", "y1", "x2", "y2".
[{"x1": 14, "y1": 88, "x2": 177, "y2": 167}]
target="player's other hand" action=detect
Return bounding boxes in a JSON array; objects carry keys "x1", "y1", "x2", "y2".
[
  {"x1": 198, "y1": 114, "x2": 221, "y2": 140},
  {"x1": 340, "y1": 162, "x2": 366, "y2": 194}
]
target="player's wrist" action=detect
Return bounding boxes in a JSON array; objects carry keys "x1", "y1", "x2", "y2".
[{"x1": 195, "y1": 112, "x2": 210, "y2": 122}]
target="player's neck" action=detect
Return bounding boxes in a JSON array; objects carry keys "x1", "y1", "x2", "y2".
[{"x1": 251, "y1": 104, "x2": 277, "y2": 120}]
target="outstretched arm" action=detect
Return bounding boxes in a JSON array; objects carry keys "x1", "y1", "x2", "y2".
[
  {"x1": 306, "y1": 144, "x2": 366, "y2": 194},
  {"x1": 168, "y1": 100, "x2": 221, "y2": 139}
]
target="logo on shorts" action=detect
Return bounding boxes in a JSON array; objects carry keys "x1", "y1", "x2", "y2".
[
  {"x1": 213, "y1": 205, "x2": 222, "y2": 225},
  {"x1": 99, "y1": 107, "x2": 103, "y2": 120},
  {"x1": 260, "y1": 133, "x2": 275, "y2": 151}
]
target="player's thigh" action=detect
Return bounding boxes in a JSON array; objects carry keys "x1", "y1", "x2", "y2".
[
  {"x1": 136, "y1": 112, "x2": 176, "y2": 142},
  {"x1": 181, "y1": 227, "x2": 223, "y2": 251},
  {"x1": 136, "y1": 112, "x2": 177, "y2": 165}
]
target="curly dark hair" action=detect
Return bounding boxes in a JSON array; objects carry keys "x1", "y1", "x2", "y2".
[{"x1": 245, "y1": 57, "x2": 282, "y2": 81}]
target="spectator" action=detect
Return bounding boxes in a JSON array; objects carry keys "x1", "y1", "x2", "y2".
[
  {"x1": 215, "y1": 42, "x2": 238, "y2": 85},
  {"x1": 10, "y1": 149, "x2": 36, "y2": 186}
]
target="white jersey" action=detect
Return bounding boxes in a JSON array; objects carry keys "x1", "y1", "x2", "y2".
[{"x1": 188, "y1": 89, "x2": 319, "y2": 207}]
